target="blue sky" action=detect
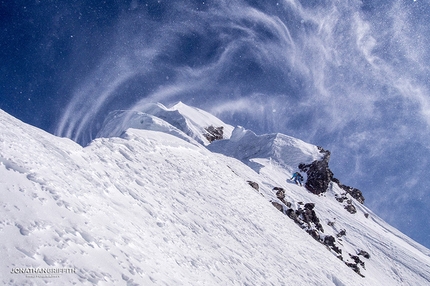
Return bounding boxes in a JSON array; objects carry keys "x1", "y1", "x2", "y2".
[{"x1": 1, "y1": 0, "x2": 430, "y2": 249}]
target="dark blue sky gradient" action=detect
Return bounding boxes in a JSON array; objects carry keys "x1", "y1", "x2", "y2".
[
  {"x1": 1, "y1": 0, "x2": 120, "y2": 130},
  {"x1": 1, "y1": 0, "x2": 430, "y2": 249}
]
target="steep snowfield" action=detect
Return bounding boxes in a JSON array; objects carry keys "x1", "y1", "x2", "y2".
[{"x1": 1, "y1": 105, "x2": 430, "y2": 285}]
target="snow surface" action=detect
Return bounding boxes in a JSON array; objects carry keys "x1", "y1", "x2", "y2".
[{"x1": 1, "y1": 104, "x2": 430, "y2": 285}]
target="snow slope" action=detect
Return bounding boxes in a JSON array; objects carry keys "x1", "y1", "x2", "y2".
[
  {"x1": 1, "y1": 104, "x2": 430, "y2": 285},
  {"x1": 208, "y1": 126, "x2": 323, "y2": 174}
]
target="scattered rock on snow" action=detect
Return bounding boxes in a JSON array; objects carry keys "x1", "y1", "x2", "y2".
[
  {"x1": 337, "y1": 229, "x2": 346, "y2": 238},
  {"x1": 274, "y1": 187, "x2": 285, "y2": 200},
  {"x1": 358, "y1": 250, "x2": 371, "y2": 259},
  {"x1": 271, "y1": 202, "x2": 283, "y2": 212},
  {"x1": 344, "y1": 203, "x2": 357, "y2": 214},
  {"x1": 324, "y1": 235, "x2": 336, "y2": 247},
  {"x1": 332, "y1": 177, "x2": 365, "y2": 204},
  {"x1": 345, "y1": 262, "x2": 365, "y2": 277},
  {"x1": 247, "y1": 181, "x2": 259, "y2": 191}
]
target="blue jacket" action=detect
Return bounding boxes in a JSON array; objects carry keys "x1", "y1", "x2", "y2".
[{"x1": 291, "y1": 172, "x2": 303, "y2": 180}]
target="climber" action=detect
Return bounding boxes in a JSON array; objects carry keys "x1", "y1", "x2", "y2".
[{"x1": 291, "y1": 172, "x2": 304, "y2": 186}]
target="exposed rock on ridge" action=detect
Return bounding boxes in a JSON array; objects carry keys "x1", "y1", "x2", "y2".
[
  {"x1": 299, "y1": 147, "x2": 365, "y2": 204},
  {"x1": 332, "y1": 178, "x2": 365, "y2": 204},
  {"x1": 204, "y1": 126, "x2": 224, "y2": 143},
  {"x1": 299, "y1": 147, "x2": 333, "y2": 196}
]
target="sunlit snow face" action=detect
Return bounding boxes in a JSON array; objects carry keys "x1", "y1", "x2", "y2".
[{"x1": 6, "y1": 0, "x2": 429, "y2": 247}]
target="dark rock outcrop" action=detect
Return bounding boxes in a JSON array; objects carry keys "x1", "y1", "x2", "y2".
[
  {"x1": 307, "y1": 229, "x2": 320, "y2": 241},
  {"x1": 299, "y1": 147, "x2": 365, "y2": 205},
  {"x1": 285, "y1": 202, "x2": 326, "y2": 234},
  {"x1": 273, "y1": 187, "x2": 290, "y2": 206},
  {"x1": 350, "y1": 254, "x2": 365, "y2": 268},
  {"x1": 304, "y1": 203, "x2": 315, "y2": 210},
  {"x1": 323, "y1": 235, "x2": 342, "y2": 254},
  {"x1": 299, "y1": 147, "x2": 333, "y2": 195},
  {"x1": 332, "y1": 178, "x2": 365, "y2": 204},
  {"x1": 247, "y1": 181, "x2": 259, "y2": 191},
  {"x1": 301, "y1": 203, "x2": 324, "y2": 232},
  {"x1": 271, "y1": 202, "x2": 283, "y2": 212},
  {"x1": 274, "y1": 187, "x2": 285, "y2": 200},
  {"x1": 286, "y1": 208, "x2": 299, "y2": 222},
  {"x1": 346, "y1": 262, "x2": 365, "y2": 277},
  {"x1": 358, "y1": 250, "x2": 371, "y2": 259},
  {"x1": 324, "y1": 235, "x2": 336, "y2": 247},
  {"x1": 345, "y1": 203, "x2": 357, "y2": 214},
  {"x1": 344, "y1": 251, "x2": 370, "y2": 277},
  {"x1": 204, "y1": 126, "x2": 224, "y2": 143},
  {"x1": 332, "y1": 245, "x2": 342, "y2": 255},
  {"x1": 335, "y1": 193, "x2": 358, "y2": 214},
  {"x1": 335, "y1": 193, "x2": 347, "y2": 203},
  {"x1": 337, "y1": 229, "x2": 346, "y2": 238}
]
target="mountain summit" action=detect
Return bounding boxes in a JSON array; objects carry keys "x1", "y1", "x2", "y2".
[{"x1": 1, "y1": 102, "x2": 429, "y2": 285}]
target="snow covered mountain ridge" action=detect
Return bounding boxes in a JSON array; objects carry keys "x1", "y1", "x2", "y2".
[{"x1": 1, "y1": 102, "x2": 429, "y2": 285}]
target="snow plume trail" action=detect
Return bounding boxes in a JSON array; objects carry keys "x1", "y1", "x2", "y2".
[
  {"x1": 56, "y1": 0, "x2": 301, "y2": 144},
  {"x1": 55, "y1": 0, "x2": 430, "y2": 246},
  {"x1": 56, "y1": 0, "x2": 430, "y2": 145}
]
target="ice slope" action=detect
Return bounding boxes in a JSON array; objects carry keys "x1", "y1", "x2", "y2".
[{"x1": 1, "y1": 104, "x2": 430, "y2": 285}]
